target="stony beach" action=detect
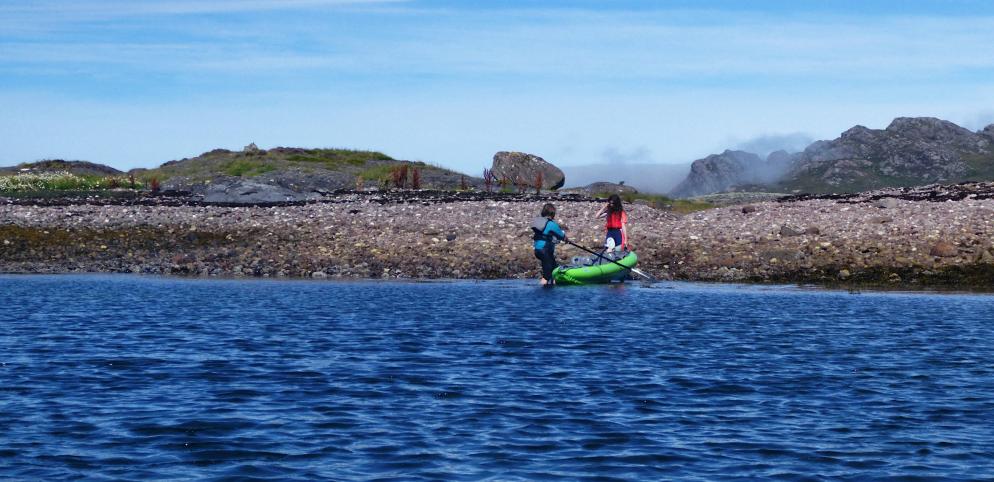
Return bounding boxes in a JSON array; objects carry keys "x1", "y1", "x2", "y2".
[{"x1": 3, "y1": 184, "x2": 994, "y2": 288}]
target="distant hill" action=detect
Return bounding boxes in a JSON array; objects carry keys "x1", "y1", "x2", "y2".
[
  {"x1": 669, "y1": 117, "x2": 994, "y2": 197},
  {"x1": 562, "y1": 162, "x2": 690, "y2": 194},
  {"x1": 669, "y1": 150, "x2": 787, "y2": 198},
  {"x1": 133, "y1": 144, "x2": 476, "y2": 192},
  {"x1": 0, "y1": 160, "x2": 124, "y2": 177},
  {"x1": 776, "y1": 117, "x2": 994, "y2": 193}
]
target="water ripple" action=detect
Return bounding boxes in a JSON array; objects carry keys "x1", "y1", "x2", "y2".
[{"x1": 2, "y1": 275, "x2": 994, "y2": 479}]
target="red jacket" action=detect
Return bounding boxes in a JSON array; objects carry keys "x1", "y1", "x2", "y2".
[{"x1": 605, "y1": 210, "x2": 627, "y2": 230}]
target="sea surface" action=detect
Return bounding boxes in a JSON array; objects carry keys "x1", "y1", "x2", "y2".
[{"x1": 2, "y1": 275, "x2": 994, "y2": 481}]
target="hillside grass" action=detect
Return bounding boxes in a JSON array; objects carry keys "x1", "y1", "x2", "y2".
[
  {"x1": 286, "y1": 148, "x2": 393, "y2": 169},
  {"x1": 777, "y1": 164, "x2": 926, "y2": 194},
  {"x1": 141, "y1": 147, "x2": 397, "y2": 182},
  {"x1": 359, "y1": 160, "x2": 466, "y2": 184},
  {"x1": 223, "y1": 159, "x2": 277, "y2": 177},
  {"x1": 961, "y1": 152, "x2": 994, "y2": 181}
]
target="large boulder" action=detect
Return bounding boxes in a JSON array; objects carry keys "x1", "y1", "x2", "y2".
[{"x1": 491, "y1": 151, "x2": 565, "y2": 190}]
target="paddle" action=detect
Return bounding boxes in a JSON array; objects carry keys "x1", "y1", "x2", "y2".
[{"x1": 562, "y1": 238, "x2": 657, "y2": 283}]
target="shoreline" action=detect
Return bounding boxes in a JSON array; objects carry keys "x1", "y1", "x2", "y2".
[{"x1": 4, "y1": 186, "x2": 994, "y2": 290}]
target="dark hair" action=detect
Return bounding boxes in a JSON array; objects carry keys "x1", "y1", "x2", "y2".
[
  {"x1": 608, "y1": 194, "x2": 624, "y2": 213},
  {"x1": 540, "y1": 203, "x2": 556, "y2": 218}
]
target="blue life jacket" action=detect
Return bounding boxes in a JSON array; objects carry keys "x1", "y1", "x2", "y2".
[{"x1": 532, "y1": 217, "x2": 564, "y2": 250}]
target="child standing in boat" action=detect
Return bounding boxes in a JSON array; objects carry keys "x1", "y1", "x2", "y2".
[
  {"x1": 532, "y1": 203, "x2": 566, "y2": 286},
  {"x1": 595, "y1": 194, "x2": 627, "y2": 252}
]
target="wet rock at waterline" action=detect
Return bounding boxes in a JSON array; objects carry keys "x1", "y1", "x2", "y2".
[{"x1": 6, "y1": 182, "x2": 994, "y2": 287}]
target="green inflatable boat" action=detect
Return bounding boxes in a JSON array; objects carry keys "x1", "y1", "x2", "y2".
[{"x1": 552, "y1": 251, "x2": 639, "y2": 285}]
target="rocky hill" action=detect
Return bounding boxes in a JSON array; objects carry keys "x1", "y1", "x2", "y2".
[
  {"x1": 0, "y1": 160, "x2": 124, "y2": 177},
  {"x1": 670, "y1": 117, "x2": 994, "y2": 197},
  {"x1": 670, "y1": 150, "x2": 785, "y2": 198},
  {"x1": 130, "y1": 144, "x2": 479, "y2": 202}
]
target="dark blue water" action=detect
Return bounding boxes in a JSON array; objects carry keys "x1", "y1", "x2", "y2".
[{"x1": 2, "y1": 276, "x2": 994, "y2": 480}]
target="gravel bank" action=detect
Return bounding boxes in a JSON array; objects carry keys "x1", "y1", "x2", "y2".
[{"x1": 3, "y1": 186, "x2": 994, "y2": 287}]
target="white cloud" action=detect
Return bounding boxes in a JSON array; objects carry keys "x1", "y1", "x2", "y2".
[
  {"x1": 3, "y1": 6, "x2": 994, "y2": 172},
  {"x1": 5, "y1": 9, "x2": 994, "y2": 80},
  {"x1": 0, "y1": 0, "x2": 407, "y2": 17}
]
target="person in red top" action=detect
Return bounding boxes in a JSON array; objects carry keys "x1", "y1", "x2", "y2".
[{"x1": 595, "y1": 194, "x2": 627, "y2": 251}]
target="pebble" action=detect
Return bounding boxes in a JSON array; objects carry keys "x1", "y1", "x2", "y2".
[{"x1": 3, "y1": 184, "x2": 994, "y2": 286}]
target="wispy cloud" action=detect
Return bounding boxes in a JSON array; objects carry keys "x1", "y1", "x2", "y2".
[
  {"x1": 4, "y1": 6, "x2": 994, "y2": 81},
  {"x1": 0, "y1": 0, "x2": 407, "y2": 17},
  {"x1": 2, "y1": 3, "x2": 994, "y2": 172}
]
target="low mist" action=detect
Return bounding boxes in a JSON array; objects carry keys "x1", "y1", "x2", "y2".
[
  {"x1": 732, "y1": 132, "x2": 813, "y2": 158},
  {"x1": 562, "y1": 163, "x2": 691, "y2": 194},
  {"x1": 561, "y1": 146, "x2": 690, "y2": 194}
]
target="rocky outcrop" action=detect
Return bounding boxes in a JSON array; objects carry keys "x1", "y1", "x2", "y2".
[
  {"x1": 203, "y1": 179, "x2": 322, "y2": 204},
  {"x1": 670, "y1": 150, "x2": 781, "y2": 198},
  {"x1": 670, "y1": 117, "x2": 994, "y2": 197},
  {"x1": 491, "y1": 151, "x2": 565, "y2": 190},
  {"x1": 779, "y1": 117, "x2": 994, "y2": 193}
]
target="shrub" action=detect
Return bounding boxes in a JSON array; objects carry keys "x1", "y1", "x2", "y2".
[
  {"x1": 483, "y1": 168, "x2": 495, "y2": 193},
  {"x1": 411, "y1": 168, "x2": 421, "y2": 190},
  {"x1": 391, "y1": 164, "x2": 409, "y2": 189},
  {"x1": 149, "y1": 177, "x2": 161, "y2": 193},
  {"x1": 534, "y1": 171, "x2": 543, "y2": 194},
  {"x1": 515, "y1": 176, "x2": 528, "y2": 193}
]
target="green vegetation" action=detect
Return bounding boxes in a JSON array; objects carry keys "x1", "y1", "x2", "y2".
[
  {"x1": 776, "y1": 163, "x2": 926, "y2": 195},
  {"x1": 139, "y1": 147, "x2": 397, "y2": 183},
  {"x1": 223, "y1": 159, "x2": 276, "y2": 177},
  {"x1": 358, "y1": 162, "x2": 405, "y2": 183},
  {"x1": 287, "y1": 148, "x2": 393, "y2": 168},
  {"x1": 0, "y1": 171, "x2": 142, "y2": 193},
  {"x1": 961, "y1": 152, "x2": 994, "y2": 181}
]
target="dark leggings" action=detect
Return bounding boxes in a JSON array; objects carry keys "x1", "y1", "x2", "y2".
[
  {"x1": 534, "y1": 246, "x2": 557, "y2": 281},
  {"x1": 605, "y1": 229, "x2": 623, "y2": 248}
]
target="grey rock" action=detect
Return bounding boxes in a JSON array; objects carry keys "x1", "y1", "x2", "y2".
[
  {"x1": 491, "y1": 151, "x2": 565, "y2": 190},
  {"x1": 874, "y1": 197, "x2": 899, "y2": 209},
  {"x1": 203, "y1": 179, "x2": 320, "y2": 204},
  {"x1": 741, "y1": 205, "x2": 758, "y2": 214},
  {"x1": 670, "y1": 150, "x2": 766, "y2": 198},
  {"x1": 782, "y1": 117, "x2": 994, "y2": 193},
  {"x1": 780, "y1": 224, "x2": 805, "y2": 237},
  {"x1": 670, "y1": 116, "x2": 994, "y2": 197}
]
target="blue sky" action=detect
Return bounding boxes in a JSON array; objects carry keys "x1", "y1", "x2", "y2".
[{"x1": 2, "y1": 0, "x2": 994, "y2": 173}]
